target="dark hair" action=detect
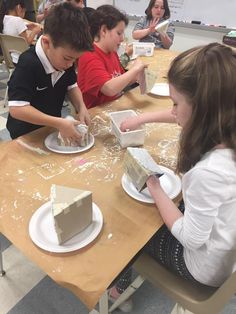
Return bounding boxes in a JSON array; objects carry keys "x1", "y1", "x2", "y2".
[
  {"x1": 89, "y1": 5, "x2": 128, "y2": 40},
  {"x1": 68, "y1": 0, "x2": 83, "y2": 4},
  {"x1": 0, "y1": 0, "x2": 25, "y2": 32},
  {"x1": 82, "y1": 6, "x2": 95, "y2": 25},
  {"x1": 145, "y1": 0, "x2": 170, "y2": 21},
  {"x1": 44, "y1": 2, "x2": 92, "y2": 51},
  {"x1": 168, "y1": 43, "x2": 236, "y2": 173}
]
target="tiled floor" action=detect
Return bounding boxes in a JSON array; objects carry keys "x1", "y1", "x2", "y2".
[{"x1": 0, "y1": 64, "x2": 236, "y2": 314}]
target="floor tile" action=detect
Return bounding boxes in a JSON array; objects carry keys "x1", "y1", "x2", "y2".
[
  {"x1": 0, "y1": 246, "x2": 46, "y2": 314},
  {"x1": 0, "y1": 115, "x2": 7, "y2": 131}
]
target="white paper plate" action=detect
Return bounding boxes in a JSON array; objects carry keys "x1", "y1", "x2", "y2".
[
  {"x1": 150, "y1": 83, "x2": 170, "y2": 96},
  {"x1": 29, "y1": 201, "x2": 103, "y2": 253},
  {"x1": 44, "y1": 132, "x2": 94, "y2": 154},
  {"x1": 121, "y1": 165, "x2": 181, "y2": 203}
]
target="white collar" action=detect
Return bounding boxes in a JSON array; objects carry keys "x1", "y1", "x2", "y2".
[{"x1": 35, "y1": 36, "x2": 65, "y2": 86}]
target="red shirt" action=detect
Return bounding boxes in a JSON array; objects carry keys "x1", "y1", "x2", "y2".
[{"x1": 78, "y1": 44, "x2": 125, "y2": 108}]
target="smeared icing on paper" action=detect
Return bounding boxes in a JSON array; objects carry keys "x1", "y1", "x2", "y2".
[{"x1": 17, "y1": 139, "x2": 49, "y2": 155}]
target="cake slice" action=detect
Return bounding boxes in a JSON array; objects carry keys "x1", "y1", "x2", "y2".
[
  {"x1": 50, "y1": 184, "x2": 93, "y2": 244},
  {"x1": 124, "y1": 147, "x2": 164, "y2": 192}
]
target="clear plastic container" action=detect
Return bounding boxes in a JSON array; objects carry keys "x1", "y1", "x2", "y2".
[{"x1": 132, "y1": 42, "x2": 155, "y2": 57}]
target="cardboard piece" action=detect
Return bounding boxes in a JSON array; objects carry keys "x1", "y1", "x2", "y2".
[
  {"x1": 124, "y1": 147, "x2": 164, "y2": 192},
  {"x1": 51, "y1": 184, "x2": 93, "y2": 244},
  {"x1": 139, "y1": 68, "x2": 157, "y2": 94}
]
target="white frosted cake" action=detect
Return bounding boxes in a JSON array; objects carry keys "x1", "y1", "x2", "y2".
[
  {"x1": 58, "y1": 116, "x2": 89, "y2": 147},
  {"x1": 124, "y1": 147, "x2": 163, "y2": 192},
  {"x1": 50, "y1": 184, "x2": 93, "y2": 245}
]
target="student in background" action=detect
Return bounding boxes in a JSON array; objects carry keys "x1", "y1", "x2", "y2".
[
  {"x1": 36, "y1": 0, "x2": 62, "y2": 23},
  {"x1": 36, "y1": 0, "x2": 83, "y2": 23},
  {"x1": 7, "y1": 2, "x2": 93, "y2": 141},
  {"x1": 0, "y1": 0, "x2": 42, "y2": 44},
  {"x1": 111, "y1": 43, "x2": 236, "y2": 309},
  {"x1": 77, "y1": 5, "x2": 147, "y2": 109},
  {"x1": 133, "y1": 0, "x2": 174, "y2": 49}
]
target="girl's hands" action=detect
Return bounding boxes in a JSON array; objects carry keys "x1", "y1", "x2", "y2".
[
  {"x1": 146, "y1": 175, "x2": 162, "y2": 197},
  {"x1": 120, "y1": 116, "x2": 142, "y2": 132},
  {"x1": 149, "y1": 18, "x2": 160, "y2": 33}
]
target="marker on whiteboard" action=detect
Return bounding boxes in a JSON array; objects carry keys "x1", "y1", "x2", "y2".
[{"x1": 191, "y1": 20, "x2": 201, "y2": 25}]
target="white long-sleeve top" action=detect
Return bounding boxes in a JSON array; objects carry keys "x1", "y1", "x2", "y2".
[{"x1": 171, "y1": 148, "x2": 236, "y2": 287}]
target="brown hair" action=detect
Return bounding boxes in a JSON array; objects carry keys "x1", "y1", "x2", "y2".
[
  {"x1": 168, "y1": 43, "x2": 236, "y2": 173},
  {"x1": 89, "y1": 5, "x2": 128, "y2": 40},
  {"x1": 44, "y1": 2, "x2": 92, "y2": 51},
  {"x1": 145, "y1": 0, "x2": 170, "y2": 20}
]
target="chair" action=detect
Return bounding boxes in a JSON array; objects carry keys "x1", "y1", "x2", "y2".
[
  {"x1": 0, "y1": 240, "x2": 6, "y2": 277},
  {"x1": 130, "y1": 252, "x2": 236, "y2": 314},
  {"x1": 0, "y1": 34, "x2": 28, "y2": 107}
]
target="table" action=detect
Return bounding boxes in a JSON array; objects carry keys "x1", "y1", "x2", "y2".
[{"x1": 0, "y1": 49, "x2": 180, "y2": 311}]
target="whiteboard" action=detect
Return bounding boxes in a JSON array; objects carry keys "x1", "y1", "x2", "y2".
[
  {"x1": 114, "y1": 0, "x2": 236, "y2": 29},
  {"x1": 87, "y1": 0, "x2": 113, "y2": 8}
]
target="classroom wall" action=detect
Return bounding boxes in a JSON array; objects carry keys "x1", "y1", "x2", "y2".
[
  {"x1": 86, "y1": 0, "x2": 113, "y2": 7},
  {"x1": 170, "y1": 25, "x2": 227, "y2": 52}
]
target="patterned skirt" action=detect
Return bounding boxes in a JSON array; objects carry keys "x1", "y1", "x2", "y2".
[{"x1": 115, "y1": 201, "x2": 198, "y2": 293}]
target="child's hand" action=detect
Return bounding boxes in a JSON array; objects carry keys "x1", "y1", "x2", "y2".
[
  {"x1": 27, "y1": 23, "x2": 41, "y2": 31},
  {"x1": 58, "y1": 118, "x2": 81, "y2": 145},
  {"x1": 130, "y1": 59, "x2": 148, "y2": 73},
  {"x1": 120, "y1": 116, "x2": 142, "y2": 132},
  {"x1": 149, "y1": 18, "x2": 159, "y2": 33},
  {"x1": 125, "y1": 44, "x2": 133, "y2": 57},
  {"x1": 146, "y1": 175, "x2": 162, "y2": 196},
  {"x1": 34, "y1": 24, "x2": 43, "y2": 34},
  {"x1": 43, "y1": 8, "x2": 49, "y2": 17},
  {"x1": 26, "y1": 23, "x2": 36, "y2": 30},
  {"x1": 77, "y1": 104, "x2": 91, "y2": 126}
]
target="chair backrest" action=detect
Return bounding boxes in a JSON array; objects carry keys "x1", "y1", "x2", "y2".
[
  {"x1": 0, "y1": 34, "x2": 28, "y2": 70},
  {"x1": 134, "y1": 253, "x2": 236, "y2": 314}
]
